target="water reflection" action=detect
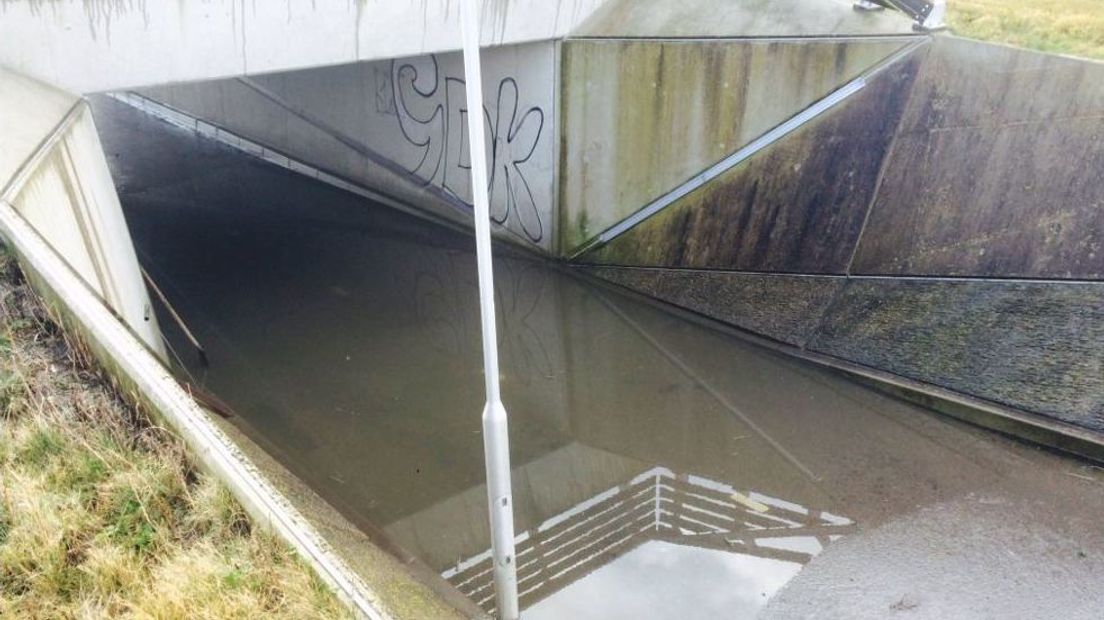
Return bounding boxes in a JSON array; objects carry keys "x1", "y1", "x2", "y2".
[
  {"x1": 527, "y1": 542, "x2": 799, "y2": 620},
  {"x1": 105, "y1": 115, "x2": 859, "y2": 615},
  {"x1": 446, "y1": 466, "x2": 852, "y2": 615},
  {"x1": 100, "y1": 96, "x2": 1068, "y2": 619},
  {"x1": 116, "y1": 142, "x2": 853, "y2": 614}
]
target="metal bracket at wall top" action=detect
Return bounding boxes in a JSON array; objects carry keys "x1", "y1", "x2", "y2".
[{"x1": 854, "y1": 0, "x2": 946, "y2": 31}]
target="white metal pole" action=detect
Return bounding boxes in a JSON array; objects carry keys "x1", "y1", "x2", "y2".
[{"x1": 459, "y1": 1, "x2": 520, "y2": 618}]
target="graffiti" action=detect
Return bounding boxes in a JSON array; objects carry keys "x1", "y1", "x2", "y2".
[{"x1": 389, "y1": 54, "x2": 547, "y2": 244}]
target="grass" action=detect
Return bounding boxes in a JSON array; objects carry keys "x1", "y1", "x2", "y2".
[
  {"x1": 948, "y1": 0, "x2": 1104, "y2": 60},
  {"x1": 0, "y1": 251, "x2": 351, "y2": 619}
]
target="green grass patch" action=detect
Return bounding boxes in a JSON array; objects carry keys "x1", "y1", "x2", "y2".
[
  {"x1": 17, "y1": 426, "x2": 67, "y2": 469},
  {"x1": 0, "y1": 252, "x2": 351, "y2": 618},
  {"x1": 0, "y1": 502, "x2": 10, "y2": 546},
  {"x1": 106, "y1": 491, "x2": 159, "y2": 554},
  {"x1": 47, "y1": 450, "x2": 109, "y2": 503},
  {"x1": 949, "y1": 0, "x2": 1104, "y2": 60}
]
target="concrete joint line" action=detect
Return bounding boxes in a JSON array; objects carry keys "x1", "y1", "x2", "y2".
[
  {"x1": 0, "y1": 200, "x2": 390, "y2": 620},
  {"x1": 566, "y1": 34, "x2": 928, "y2": 43},
  {"x1": 576, "y1": 263, "x2": 1104, "y2": 286},
  {"x1": 594, "y1": 291, "x2": 821, "y2": 482},
  {"x1": 843, "y1": 42, "x2": 929, "y2": 276},
  {"x1": 108, "y1": 91, "x2": 473, "y2": 238},
  {"x1": 111, "y1": 90, "x2": 542, "y2": 252},
  {"x1": 234, "y1": 77, "x2": 473, "y2": 215},
  {"x1": 571, "y1": 36, "x2": 930, "y2": 260},
  {"x1": 1, "y1": 99, "x2": 87, "y2": 203}
]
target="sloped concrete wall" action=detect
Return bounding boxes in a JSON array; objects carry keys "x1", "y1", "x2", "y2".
[
  {"x1": 0, "y1": 68, "x2": 163, "y2": 357},
  {"x1": 558, "y1": 37, "x2": 915, "y2": 252},
  {"x1": 136, "y1": 41, "x2": 560, "y2": 252},
  {"x1": 575, "y1": 35, "x2": 1104, "y2": 436},
  {"x1": 580, "y1": 45, "x2": 923, "y2": 271},
  {"x1": 851, "y1": 37, "x2": 1104, "y2": 280}
]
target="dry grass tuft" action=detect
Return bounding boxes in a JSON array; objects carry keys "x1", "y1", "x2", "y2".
[
  {"x1": 0, "y1": 249, "x2": 350, "y2": 619},
  {"x1": 949, "y1": 0, "x2": 1104, "y2": 60}
]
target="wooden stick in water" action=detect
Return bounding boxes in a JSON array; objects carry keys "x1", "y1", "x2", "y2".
[{"x1": 140, "y1": 266, "x2": 208, "y2": 367}]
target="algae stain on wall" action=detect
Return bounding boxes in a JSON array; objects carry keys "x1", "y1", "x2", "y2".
[{"x1": 558, "y1": 37, "x2": 914, "y2": 253}]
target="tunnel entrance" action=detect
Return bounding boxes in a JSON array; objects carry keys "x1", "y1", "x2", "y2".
[{"x1": 91, "y1": 95, "x2": 1104, "y2": 619}]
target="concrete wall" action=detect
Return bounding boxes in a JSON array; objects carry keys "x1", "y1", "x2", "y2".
[
  {"x1": 851, "y1": 37, "x2": 1104, "y2": 280},
  {"x1": 0, "y1": 0, "x2": 607, "y2": 93},
  {"x1": 136, "y1": 41, "x2": 560, "y2": 252},
  {"x1": 558, "y1": 36, "x2": 917, "y2": 252},
  {"x1": 574, "y1": 35, "x2": 1104, "y2": 436},
  {"x1": 0, "y1": 68, "x2": 163, "y2": 356},
  {"x1": 572, "y1": 0, "x2": 916, "y2": 37}
]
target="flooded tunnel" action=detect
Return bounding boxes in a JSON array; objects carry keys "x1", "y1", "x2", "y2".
[
  {"x1": 3, "y1": 0, "x2": 1104, "y2": 617},
  {"x1": 86, "y1": 91, "x2": 1104, "y2": 619}
]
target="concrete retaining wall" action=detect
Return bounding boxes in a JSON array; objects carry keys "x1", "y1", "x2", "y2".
[
  {"x1": 575, "y1": 35, "x2": 1104, "y2": 438},
  {"x1": 558, "y1": 36, "x2": 917, "y2": 252},
  {"x1": 108, "y1": 26, "x2": 1104, "y2": 442}
]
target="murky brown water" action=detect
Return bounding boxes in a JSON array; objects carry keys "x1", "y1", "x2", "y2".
[{"x1": 97, "y1": 96, "x2": 1104, "y2": 619}]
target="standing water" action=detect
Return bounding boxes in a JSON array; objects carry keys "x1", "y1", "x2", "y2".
[{"x1": 93, "y1": 96, "x2": 1104, "y2": 619}]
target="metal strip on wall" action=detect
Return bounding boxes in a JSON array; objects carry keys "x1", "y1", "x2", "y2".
[{"x1": 571, "y1": 38, "x2": 928, "y2": 259}]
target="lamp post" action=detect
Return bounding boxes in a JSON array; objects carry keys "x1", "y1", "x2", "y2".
[{"x1": 459, "y1": 0, "x2": 520, "y2": 617}]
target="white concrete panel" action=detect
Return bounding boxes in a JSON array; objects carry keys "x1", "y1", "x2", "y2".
[
  {"x1": 0, "y1": 0, "x2": 608, "y2": 93},
  {"x1": 242, "y1": 0, "x2": 358, "y2": 75},
  {"x1": 63, "y1": 108, "x2": 164, "y2": 356},
  {"x1": 0, "y1": 67, "x2": 77, "y2": 190},
  {"x1": 137, "y1": 78, "x2": 473, "y2": 230},
  {"x1": 249, "y1": 41, "x2": 558, "y2": 249},
  {"x1": 0, "y1": 0, "x2": 241, "y2": 93},
  {"x1": 5, "y1": 96, "x2": 164, "y2": 357},
  {"x1": 14, "y1": 153, "x2": 103, "y2": 291}
]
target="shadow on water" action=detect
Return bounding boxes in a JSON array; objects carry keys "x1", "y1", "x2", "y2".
[{"x1": 93, "y1": 95, "x2": 1104, "y2": 619}]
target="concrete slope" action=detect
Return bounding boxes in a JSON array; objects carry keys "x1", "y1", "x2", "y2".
[{"x1": 0, "y1": 67, "x2": 161, "y2": 355}]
